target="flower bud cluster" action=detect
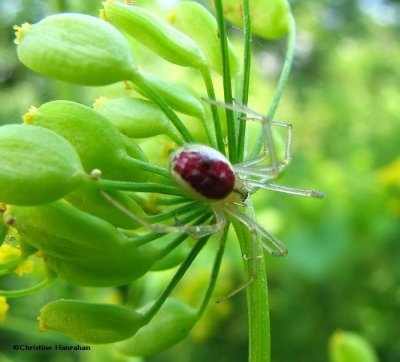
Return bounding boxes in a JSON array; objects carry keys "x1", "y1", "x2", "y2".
[{"x1": 1, "y1": 0, "x2": 290, "y2": 356}]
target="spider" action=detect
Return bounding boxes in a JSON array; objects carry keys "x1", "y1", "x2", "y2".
[{"x1": 100, "y1": 102, "x2": 324, "y2": 284}]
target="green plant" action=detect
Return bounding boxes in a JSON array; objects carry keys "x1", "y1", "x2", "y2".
[{"x1": 0, "y1": 1, "x2": 322, "y2": 361}]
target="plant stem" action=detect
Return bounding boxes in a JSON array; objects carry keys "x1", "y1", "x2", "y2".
[
  {"x1": 130, "y1": 71, "x2": 194, "y2": 143},
  {"x1": 147, "y1": 202, "x2": 206, "y2": 223},
  {"x1": 123, "y1": 157, "x2": 170, "y2": 178},
  {"x1": 96, "y1": 180, "x2": 184, "y2": 197},
  {"x1": 236, "y1": 0, "x2": 252, "y2": 162},
  {"x1": 214, "y1": 0, "x2": 237, "y2": 163},
  {"x1": 142, "y1": 227, "x2": 212, "y2": 324},
  {"x1": 232, "y1": 202, "x2": 270, "y2": 362},
  {"x1": 158, "y1": 213, "x2": 214, "y2": 261},
  {"x1": 197, "y1": 226, "x2": 228, "y2": 318},
  {"x1": 199, "y1": 111, "x2": 219, "y2": 150},
  {"x1": 250, "y1": 14, "x2": 297, "y2": 158},
  {"x1": 200, "y1": 67, "x2": 225, "y2": 154},
  {"x1": 0, "y1": 267, "x2": 56, "y2": 298},
  {"x1": 154, "y1": 196, "x2": 191, "y2": 206},
  {"x1": 125, "y1": 211, "x2": 208, "y2": 248}
]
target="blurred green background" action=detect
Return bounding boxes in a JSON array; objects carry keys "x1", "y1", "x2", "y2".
[{"x1": 0, "y1": 0, "x2": 399, "y2": 361}]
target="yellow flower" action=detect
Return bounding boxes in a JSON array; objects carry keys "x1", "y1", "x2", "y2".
[
  {"x1": 0, "y1": 243, "x2": 34, "y2": 276},
  {"x1": 13, "y1": 22, "x2": 31, "y2": 45},
  {"x1": 0, "y1": 244, "x2": 20, "y2": 263},
  {"x1": 15, "y1": 259, "x2": 34, "y2": 277}
]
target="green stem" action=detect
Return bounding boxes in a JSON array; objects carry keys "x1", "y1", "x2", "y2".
[
  {"x1": 158, "y1": 213, "x2": 212, "y2": 260},
  {"x1": 154, "y1": 196, "x2": 191, "y2": 206},
  {"x1": 232, "y1": 202, "x2": 270, "y2": 362},
  {"x1": 197, "y1": 226, "x2": 228, "y2": 318},
  {"x1": 55, "y1": 0, "x2": 68, "y2": 12},
  {"x1": 166, "y1": 129, "x2": 186, "y2": 147},
  {"x1": 199, "y1": 111, "x2": 218, "y2": 150},
  {"x1": 147, "y1": 202, "x2": 207, "y2": 224},
  {"x1": 130, "y1": 71, "x2": 194, "y2": 143},
  {"x1": 123, "y1": 157, "x2": 170, "y2": 178},
  {"x1": 0, "y1": 268, "x2": 56, "y2": 298},
  {"x1": 250, "y1": 14, "x2": 297, "y2": 158},
  {"x1": 96, "y1": 180, "x2": 184, "y2": 197},
  {"x1": 200, "y1": 66, "x2": 225, "y2": 154},
  {"x1": 142, "y1": 229, "x2": 212, "y2": 324},
  {"x1": 157, "y1": 233, "x2": 190, "y2": 261},
  {"x1": 236, "y1": 0, "x2": 252, "y2": 162},
  {"x1": 214, "y1": 0, "x2": 237, "y2": 163},
  {"x1": 122, "y1": 204, "x2": 208, "y2": 246},
  {"x1": 126, "y1": 212, "x2": 210, "y2": 249}
]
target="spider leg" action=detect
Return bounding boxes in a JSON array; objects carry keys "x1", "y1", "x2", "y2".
[
  {"x1": 150, "y1": 204, "x2": 226, "y2": 238},
  {"x1": 230, "y1": 101, "x2": 294, "y2": 176},
  {"x1": 234, "y1": 153, "x2": 268, "y2": 168},
  {"x1": 246, "y1": 180, "x2": 325, "y2": 198},
  {"x1": 235, "y1": 120, "x2": 293, "y2": 178},
  {"x1": 231, "y1": 100, "x2": 267, "y2": 120},
  {"x1": 202, "y1": 98, "x2": 265, "y2": 119},
  {"x1": 224, "y1": 205, "x2": 288, "y2": 256},
  {"x1": 216, "y1": 208, "x2": 258, "y2": 302},
  {"x1": 202, "y1": 98, "x2": 280, "y2": 176},
  {"x1": 271, "y1": 120, "x2": 293, "y2": 170},
  {"x1": 217, "y1": 204, "x2": 287, "y2": 302},
  {"x1": 234, "y1": 165, "x2": 277, "y2": 180},
  {"x1": 259, "y1": 115, "x2": 279, "y2": 177},
  {"x1": 100, "y1": 190, "x2": 226, "y2": 238}
]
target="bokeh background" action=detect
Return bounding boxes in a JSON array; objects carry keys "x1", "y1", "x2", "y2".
[{"x1": 0, "y1": 0, "x2": 399, "y2": 361}]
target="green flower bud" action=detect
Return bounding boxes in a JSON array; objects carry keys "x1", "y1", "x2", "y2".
[
  {"x1": 117, "y1": 298, "x2": 197, "y2": 356},
  {"x1": 14, "y1": 14, "x2": 136, "y2": 85},
  {"x1": 46, "y1": 239, "x2": 160, "y2": 287},
  {"x1": 168, "y1": 1, "x2": 239, "y2": 75},
  {"x1": 133, "y1": 72, "x2": 206, "y2": 120},
  {"x1": 24, "y1": 100, "x2": 148, "y2": 182},
  {"x1": 6, "y1": 201, "x2": 162, "y2": 286},
  {"x1": 131, "y1": 72, "x2": 212, "y2": 145},
  {"x1": 329, "y1": 331, "x2": 379, "y2": 362},
  {"x1": 65, "y1": 185, "x2": 146, "y2": 229},
  {"x1": 94, "y1": 97, "x2": 182, "y2": 144},
  {"x1": 222, "y1": 0, "x2": 291, "y2": 40},
  {"x1": 121, "y1": 133, "x2": 148, "y2": 162},
  {"x1": 0, "y1": 124, "x2": 87, "y2": 205},
  {"x1": 5, "y1": 201, "x2": 127, "y2": 261},
  {"x1": 39, "y1": 299, "x2": 145, "y2": 344},
  {"x1": 102, "y1": 1, "x2": 206, "y2": 69}
]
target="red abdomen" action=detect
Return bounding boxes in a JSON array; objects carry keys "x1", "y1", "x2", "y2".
[{"x1": 172, "y1": 150, "x2": 235, "y2": 200}]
